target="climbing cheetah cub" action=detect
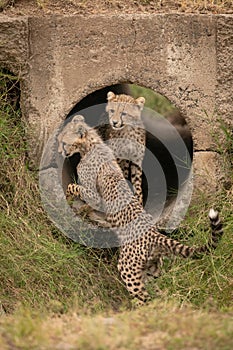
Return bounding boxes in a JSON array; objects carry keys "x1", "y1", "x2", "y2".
[
  {"x1": 106, "y1": 92, "x2": 146, "y2": 205},
  {"x1": 59, "y1": 115, "x2": 223, "y2": 304}
]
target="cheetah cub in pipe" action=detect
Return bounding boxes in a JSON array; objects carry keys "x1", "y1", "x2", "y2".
[
  {"x1": 106, "y1": 92, "x2": 146, "y2": 205},
  {"x1": 59, "y1": 115, "x2": 223, "y2": 304}
]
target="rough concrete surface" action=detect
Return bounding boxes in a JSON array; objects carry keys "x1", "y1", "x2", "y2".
[
  {"x1": 193, "y1": 151, "x2": 226, "y2": 192},
  {"x1": 0, "y1": 13, "x2": 232, "y2": 198},
  {"x1": 0, "y1": 16, "x2": 28, "y2": 73}
]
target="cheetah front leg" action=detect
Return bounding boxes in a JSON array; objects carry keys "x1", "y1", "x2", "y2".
[
  {"x1": 66, "y1": 183, "x2": 102, "y2": 210},
  {"x1": 66, "y1": 184, "x2": 111, "y2": 228},
  {"x1": 118, "y1": 159, "x2": 130, "y2": 180},
  {"x1": 66, "y1": 183, "x2": 80, "y2": 201},
  {"x1": 130, "y1": 163, "x2": 143, "y2": 206}
]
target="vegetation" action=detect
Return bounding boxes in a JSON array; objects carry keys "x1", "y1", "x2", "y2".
[
  {"x1": 1, "y1": 301, "x2": 233, "y2": 350},
  {"x1": 0, "y1": 69, "x2": 232, "y2": 348},
  {"x1": 0, "y1": 69, "x2": 129, "y2": 314},
  {"x1": 131, "y1": 84, "x2": 178, "y2": 115},
  {"x1": 0, "y1": 0, "x2": 232, "y2": 14}
]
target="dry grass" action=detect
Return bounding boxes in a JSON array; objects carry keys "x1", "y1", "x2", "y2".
[
  {"x1": 1, "y1": 301, "x2": 233, "y2": 350},
  {"x1": 1, "y1": 0, "x2": 232, "y2": 15}
]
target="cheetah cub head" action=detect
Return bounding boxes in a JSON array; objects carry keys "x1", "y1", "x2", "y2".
[
  {"x1": 106, "y1": 91, "x2": 145, "y2": 130},
  {"x1": 57, "y1": 115, "x2": 99, "y2": 158}
]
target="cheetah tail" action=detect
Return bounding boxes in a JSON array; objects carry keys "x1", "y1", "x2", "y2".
[
  {"x1": 162, "y1": 209, "x2": 223, "y2": 259},
  {"x1": 194, "y1": 208, "x2": 223, "y2": 256},
  {"x1": 183, "y1": 209, "x2": 223, "y2": 258}
]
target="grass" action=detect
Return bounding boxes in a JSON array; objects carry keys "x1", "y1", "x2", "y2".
[
  {"x1": 130, "y1": 84, "x2": 178, "y2": 115},
  {"x1": 0, "y1": 68, "x2": 129, "y2": 314},
  {"x1": 1, "y1": 0, "x2": 232, "y2": 13},
  {"x1": 0, "y1": 69, "x2": 233, "y2": 348},
  {"x1": 1, "y1": 301, "x2": 233, "y2": 349}
]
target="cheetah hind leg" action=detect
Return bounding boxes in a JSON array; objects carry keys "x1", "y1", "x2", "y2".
[
  {"x1": 145, "y1": 256, "x2": 163, "y2": 282},
  {"x1": 117, "y1": 254, "x2": 150, "y2": 305},
  {"x1": 121, "y1": 268, "x2": 150, "y2": 306}
]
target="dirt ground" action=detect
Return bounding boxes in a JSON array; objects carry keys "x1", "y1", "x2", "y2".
[{"x1": 1, "y1": 0, "x2": 232, "y2": 16}]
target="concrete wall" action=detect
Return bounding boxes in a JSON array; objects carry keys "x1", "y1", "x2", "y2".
[{"x1": 0, "y1": 13, "x2": 232, "y2": 196}]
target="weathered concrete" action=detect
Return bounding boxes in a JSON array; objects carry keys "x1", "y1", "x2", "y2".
[
  {"x1": 193, "y1": 151, "x2": 226, "y2": 192},
  {"x1": 0, "y1": 16, "x2": 28, "y2": 73},
  {"x1": 216, "y1": 15, "x2": 233, "y2": 124},
  {"x1": 0, "y1": 13, "x2": 232, "y2": 198}
]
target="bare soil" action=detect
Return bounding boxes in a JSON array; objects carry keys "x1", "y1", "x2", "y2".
[{"x1": 1, "y1": 0, "x2": 232, "y2": 16}]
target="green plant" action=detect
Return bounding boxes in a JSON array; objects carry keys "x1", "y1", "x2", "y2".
[{"x1": 130, "y1": 84, "x2": 177, "y2": 116}]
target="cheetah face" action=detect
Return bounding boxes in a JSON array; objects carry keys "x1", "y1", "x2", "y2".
[
  {"x1": 60, "y1": 132, "x2": 86, "y2": 158},
  {"x1": 57, "y1": 115, "x2": 89, "y2": 157},
  {"x1": 106, "y1": 91, "x2": 145, "y2": 130},
  {"x1": 58, "y1": 132, "x2": 84, "y2": 158}
]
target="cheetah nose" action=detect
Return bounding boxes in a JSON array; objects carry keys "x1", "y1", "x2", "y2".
[
  {"x1": 63, "y1": 149, "x2": 70, "y2": 157},
  {"x1": 112, "y1": 121, "x2": 118, "y2": 127},
  {"x1": 77, "y1": 126, "x2": 85, "y2": 138}
]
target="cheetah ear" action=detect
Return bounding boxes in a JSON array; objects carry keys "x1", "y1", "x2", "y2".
[
  {"x1": 72, "y1": 115, "x2": 85, "y2": 123},
  {"x1": 107, "y1": 91, "x2": 116, "y2": 101},
  {"x1": 136, "y1": 96, "x2": 145, "y2": 109}
]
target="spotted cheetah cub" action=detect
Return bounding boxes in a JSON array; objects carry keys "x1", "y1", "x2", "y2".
[
  {"x1": 106, "y1": 92, "x2": 146, "y2": 205},
  {"x1": 60, "y1": 115, "x2": 223, "y2": 304}
]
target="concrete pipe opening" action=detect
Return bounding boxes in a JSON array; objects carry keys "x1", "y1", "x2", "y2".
[{"x1": 61, "y1": 84, "x2": 193, "y2": 228}]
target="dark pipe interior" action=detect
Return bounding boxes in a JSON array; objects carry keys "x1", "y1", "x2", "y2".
[{"x1": 62, "y1": 84, "x2": 193, "y2": 218}]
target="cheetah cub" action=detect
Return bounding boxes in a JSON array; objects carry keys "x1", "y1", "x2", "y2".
[
  {"x1": 59, "y1": 115, "x2": 223, "y2": 304},
  {"x1": 106, "y1": 92, "x2": 146, "y2": 205}
]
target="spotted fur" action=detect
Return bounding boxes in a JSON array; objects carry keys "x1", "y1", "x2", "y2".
[
  {"x1": 106, "y1": 92, "x2": 146, "y2": 205},
  {"x1": 59, "y1": 115, "x2": 223, "y2": 303}
]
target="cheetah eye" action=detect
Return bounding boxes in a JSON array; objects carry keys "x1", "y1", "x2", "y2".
[
  {"x1": 121, "y1": 112, "x2": 127, "y2": 117},
  {"x1": 110, "y1": 109, "x2": 114, "y2": 114}
]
